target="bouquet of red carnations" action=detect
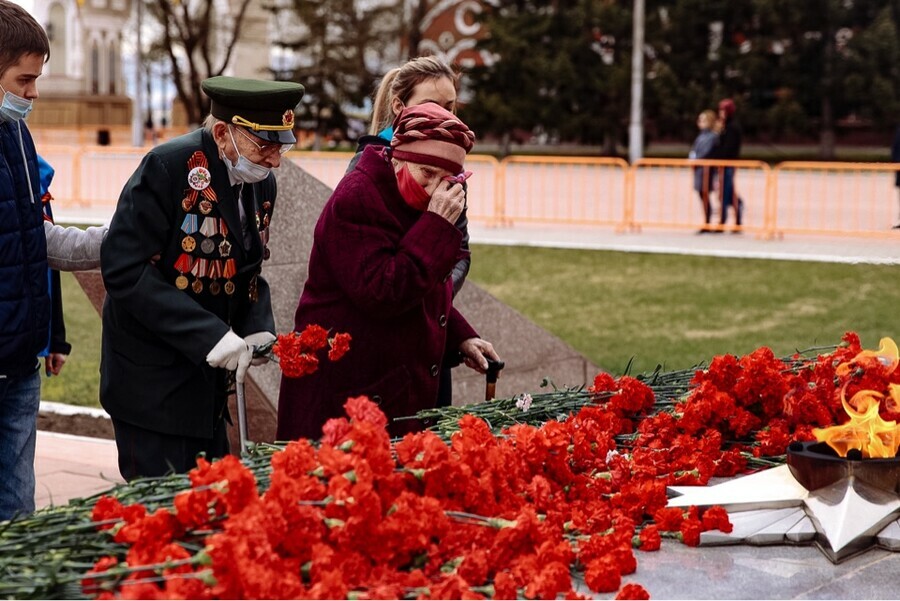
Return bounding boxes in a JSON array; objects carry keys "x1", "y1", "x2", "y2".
[{"x1": 255, "y1": 324, "x2": 351, "y2": 378}]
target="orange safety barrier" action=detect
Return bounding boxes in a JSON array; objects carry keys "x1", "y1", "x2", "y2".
[
  {"x1": 630, "y1": 158, "x2": 772, "y2": 234},
  {"x1": 37, "y1": 145, "x2": 147, "y2": 211},
  {"x1": 770, "y1": 162, "x2": 900, "y2": 238},
  {"x1": 30, "y1": 144, "x2": 900, "y2": 242},
  {"x1": 288, "y1": 152, "x2": 502, "y2": 224},
  {"x1": 496, "y1": 156, "x2": 631, "y2": 228},
  {"x1": 30, "y1": 125, "x2": 190, "y2": 148}
]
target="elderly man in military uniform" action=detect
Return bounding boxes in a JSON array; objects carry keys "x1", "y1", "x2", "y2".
[{"x1": 100, "y1": 76, "x2": 304, "y2": 481}]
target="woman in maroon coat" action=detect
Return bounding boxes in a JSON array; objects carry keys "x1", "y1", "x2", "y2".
[{"x1": 277, "y1": 103, "x2": 500, "y2": 440}]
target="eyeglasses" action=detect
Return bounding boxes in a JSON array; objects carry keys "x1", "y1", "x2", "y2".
[{"x1": 232, "y1": 126, "x2": 294, "y2": 156}]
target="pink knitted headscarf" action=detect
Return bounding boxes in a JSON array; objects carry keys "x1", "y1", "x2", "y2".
[{"x1": 390, "y1": 102, "x2": 475, "y2": 174}]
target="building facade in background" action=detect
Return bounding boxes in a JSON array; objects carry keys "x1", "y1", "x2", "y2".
[{"x1": 28, "y1": 0, "x2": 132, "y2": 135}]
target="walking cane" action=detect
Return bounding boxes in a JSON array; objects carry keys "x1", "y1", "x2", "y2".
[
  {"x1": 236, "y1": 378, "x2": 250, "y2": 457},
  {"x1": 485, "y1": 359, "x2": 505, "y2": 401}
]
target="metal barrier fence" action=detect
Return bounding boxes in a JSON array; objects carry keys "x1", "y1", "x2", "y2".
[
  {"x1": 35, "y1": 145, "x2": 900, "y2": 239},
  {"x1": 770, "y1": 162, "x2": 899, "y2": 239},
  {"x1": 630, "y1": 158, "x2": 772, "y2": 235}
]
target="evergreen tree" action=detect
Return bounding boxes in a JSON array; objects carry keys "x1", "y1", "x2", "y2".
[
  {"x1": 463, "y1": 0, "x2": 631, "y2": 155},
  {"x1": 270, "y1": 0, "x2": 399, "y2": 147}
]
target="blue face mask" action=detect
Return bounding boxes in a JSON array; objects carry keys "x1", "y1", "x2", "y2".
[
  {"x1": 223, "y1": 126, "x2": 271, "y2": 184},
  {"x1": 0, "y1": 84, "x2": 34, "y2": 123}
]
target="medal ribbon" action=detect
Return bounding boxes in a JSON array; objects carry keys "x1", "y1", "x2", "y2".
[
  {"x1": 223, "y1": 259, "x2": 236, "y2": 279},
  {"x1": 181, "y1": 214, "x2": 198, "y2": 234},
  {"x1": 192, "y1": 257, "x2": 208, "y2": 278},
  {"x1": 219, "y1": 219, "x2": 229, "y2": 237},
  {"x1": 174, "y1": 253, "x2": 194, "y2": 274},
  {"x1": 208, "y1": 260, "x2": 223, "y2": 280},
  {"x1": 199, "y1": 217, "x2": 219, "y2": 237},
  {"x1": 187, "y1": 151, "x2": 218, "y2": 203}
]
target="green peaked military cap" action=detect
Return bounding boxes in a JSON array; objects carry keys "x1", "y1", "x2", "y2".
[{"x1": 202, "y1": 76, "x2": 305, "y2": 144}]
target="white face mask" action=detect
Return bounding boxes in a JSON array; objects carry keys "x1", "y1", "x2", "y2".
[
  {"x1": 223, "y1": 126, "x2": 271, "y2": 184},
  {"x1": 0, "y1": 84, "x2": 34, "y2": 123}
]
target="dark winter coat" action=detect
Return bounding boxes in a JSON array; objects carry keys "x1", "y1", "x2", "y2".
[
  {"x1": 716, "y1": 119, "x2": 743, "y2": 160},
  {"x1": 100, "y1": 128, "x2": 276, "y2": 437},
  {"x1": 277, "y1": 145, "x2": 478, "y2": 440},
  {"x1": 349, "y1": 134, "x2": 471, "y2": 297},
  {"x1": 0, "y1": 119, "x2": 49, "y2": 377}
]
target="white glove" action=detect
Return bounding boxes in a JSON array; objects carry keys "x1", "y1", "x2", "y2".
[
  {"x1": 244, "y1": 331, "x2": 276, "y2": 366},
  {"x1": 206, "y1": 329, "x2": 252, "y2": 383}
]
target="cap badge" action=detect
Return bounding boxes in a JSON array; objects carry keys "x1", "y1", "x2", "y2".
[{"x1": 283, "y1": 110, "x2": 295, "y2": 128}]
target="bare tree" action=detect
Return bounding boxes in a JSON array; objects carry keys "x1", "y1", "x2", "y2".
[
  {"x1": 144, "y1": 0, "x2": 254, "y2": 126},
  {"x1": 270, "y1": 0, "x2": 399, "y2": 148}
]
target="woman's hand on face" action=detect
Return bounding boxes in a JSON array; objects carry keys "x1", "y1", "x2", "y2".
[
  {"x1": 459, "y1": 337, "x2": 500, "y2": 374},
  {"x1": 427, "y1": 180, "x2": 465, "y2": 224}
]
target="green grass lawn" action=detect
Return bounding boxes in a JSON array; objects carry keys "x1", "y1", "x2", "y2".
[
  {"x1": 39, "y1": 272, "x2": 103, "y2": 408},
  {"x1": 467, "y1": 244, "x2": 898, "y2": 375},
  {"x1": 45, "y1": 247, "x2": 898, "y2": 408}
]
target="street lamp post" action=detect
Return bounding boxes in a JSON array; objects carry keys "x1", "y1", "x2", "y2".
[
  {"x1": 131, "y1": 0, "x2": 144, "y2": 147},
  {"x1": 628, "y1": 0, "x2": 645, "y2": 164}
]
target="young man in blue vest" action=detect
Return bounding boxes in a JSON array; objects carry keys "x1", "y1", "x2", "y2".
[{"x1": 0, "y1": 0, "x2": 106, "y2": 521}]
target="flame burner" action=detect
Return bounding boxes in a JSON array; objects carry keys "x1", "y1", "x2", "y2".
[
  {"x1": 786, "y1": 440, "x2": 900, "y2": 562},
  {"x1": 787, "y1": 441, "x2": 900, "y2": 494}
]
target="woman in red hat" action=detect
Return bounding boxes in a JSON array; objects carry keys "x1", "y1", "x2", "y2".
[
  {"x1": 277, "y1": 103, "x2": 501, "y2": 440},
  {"x1": 716, "y1": 98, "x2": 744, "y2": 230}
]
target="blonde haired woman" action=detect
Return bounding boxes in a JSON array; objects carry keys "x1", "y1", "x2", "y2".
[{"x1": 689, "y1": 109, "x2": 719, "y2": 232}]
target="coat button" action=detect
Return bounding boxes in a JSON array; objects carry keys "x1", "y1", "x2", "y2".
[
  {"x1": 438, "y1": 314, "x2": 447, "y2": 327},
  {"x1": 430, "y1": 364, "x2": 439, "y2": 377}
]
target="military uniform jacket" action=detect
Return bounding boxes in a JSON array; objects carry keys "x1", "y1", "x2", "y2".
[{"x1": 100, "y1": 129, "x2": 276, "y2": 437}]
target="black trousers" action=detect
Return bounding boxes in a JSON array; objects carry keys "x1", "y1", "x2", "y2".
[
  {"x1": 436, "y1": 366, "x2": 453, "y2": 408},
  {"x1": 111, "y1": 417, "x2": 229, "y2": 481}
]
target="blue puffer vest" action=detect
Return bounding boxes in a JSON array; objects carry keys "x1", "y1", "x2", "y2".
[{"x1": 0, "y1": 119, "x2": 49, "y2": 377}]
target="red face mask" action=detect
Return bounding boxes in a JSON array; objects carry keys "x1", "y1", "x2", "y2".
[{"x1": 396, "y1": 163, "x2": 431, "y2": 211}]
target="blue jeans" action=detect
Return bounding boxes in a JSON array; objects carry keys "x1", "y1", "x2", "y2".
[
  {"x1": 0, "y1": 368, "x2": 41, "y2": 521},
  {"x1": 720, "y1": 167, "x2": 743, "y2": 226}
]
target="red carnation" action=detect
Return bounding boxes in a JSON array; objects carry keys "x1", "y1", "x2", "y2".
[
  {"x1": 616, "y1": 583, "x2": 651, "y2": 600},
  {"x1": 328, "y1": 332, "x2": 352, "y2": 361}
]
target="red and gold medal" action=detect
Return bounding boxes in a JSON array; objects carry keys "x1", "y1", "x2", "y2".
[
  {"x1": 208, "y1": 260, "x2": 222, "y2": 295},
  {"x1": 173, "y1": 253, "x2": 194, "y2": 290},
  {"x1": 223, "y1": 259, "x2": 236, "y2": 296},
  {"x1": 184, "y1": 151, "x2": 219, "y2": 215}
]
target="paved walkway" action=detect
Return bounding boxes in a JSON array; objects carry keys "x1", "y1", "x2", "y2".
[
  {"x1": 468, "y1": 223, "x2": 900, "y2": 265},
  {"x1": 35, "y1": 430, "x2": 121, "y2": 510}
]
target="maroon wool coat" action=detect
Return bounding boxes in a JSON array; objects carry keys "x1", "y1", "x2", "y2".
[{"x1": 276, "y1": 146, "x2": 478, "y2": 440}]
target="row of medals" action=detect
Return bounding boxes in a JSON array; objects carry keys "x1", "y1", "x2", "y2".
[{"x1": 176, "y1": 196, "x2": 235, "y2": 296}]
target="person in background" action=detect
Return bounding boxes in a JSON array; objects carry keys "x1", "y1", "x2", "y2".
[
  {"x1": 348, "y1": 56, "x2": 470, "y2": 409},
  {"x1": 36, "y1": 156, "x2": 71, "y2": 377},
  {"x1": 100, "y1": 76, "x2": 304, "y2": 481},
  {"x1": 0, "y1": 0, "x2": 105, "y2": 521},
  {"x1": 277, "y1": 103, "x2": 501, "y2": 441},
  {"x1": 715, "y1": 98, "x2": 744, "y2": 231},
  {"x1": 892, "y1": 125, "x2": 899, "y2": 229},
  {"x1": 689, "y1": 109, "x2": 719, "y2": 233}
]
